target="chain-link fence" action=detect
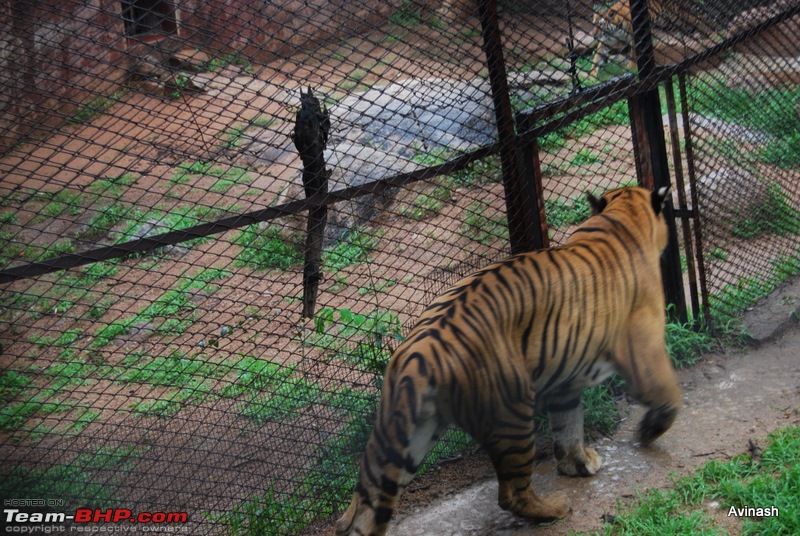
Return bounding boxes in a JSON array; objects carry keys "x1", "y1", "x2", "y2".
[{"x1": 1, "y1": 0, "x2": 799, "y2": 533}]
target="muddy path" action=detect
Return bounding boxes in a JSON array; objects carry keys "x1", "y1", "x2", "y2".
[{"x1": 310, "y1": 281, "x2": 800, "y2": 536}]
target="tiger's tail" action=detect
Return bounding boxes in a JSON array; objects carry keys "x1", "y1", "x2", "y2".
[{"x1": 335, "y1": 355, "x2": 445, "y2": 536}]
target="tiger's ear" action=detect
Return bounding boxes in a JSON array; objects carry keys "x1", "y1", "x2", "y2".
[
  {"x1": 587, "y1": 192, "x2": 607, "y2": 215},
  {"x1": 651, "y1": 185, "x2": 671, "y2": 215}
]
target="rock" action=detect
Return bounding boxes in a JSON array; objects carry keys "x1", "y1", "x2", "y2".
[
  {"x1": 729, "y1": 0, "x2": 800, "y2": 56},
  {"x1": 169, "y1": 48, "x2": 211, "y2": 72},
  {"x1": 275, "y1": 143, "x2": 422, "y2": 244},
  {"x1": 694, "y1": 166, "x2": 774, "y2": 238},
  {"x1": 332, "y1": 77, "x2": 497, "y2": 155},
  {"x1": 270, "y1": 76, "x2": 503, "y2": 244}
]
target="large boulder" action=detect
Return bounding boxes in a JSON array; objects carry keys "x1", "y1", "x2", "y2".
[
  {"x1": 694, "y1": 166, "x2": 774, "y2": 238},
  {"x1": 274, "y1": 78, "x2": 498, "y2": 243}
]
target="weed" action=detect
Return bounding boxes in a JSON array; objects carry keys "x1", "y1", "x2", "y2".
[
  {"x1": 594, "y1": 425, "x2": 800, "y2": 535},
  {"x1": 581, "y1": 380, "x2": 624, "y2": 440},
  {"x1": 401, "y1": 186, "x2": 449, "y2": 221},
  {"x1": 539, "y1": 100, "x2": 629, "y2": 153},
  {"x1": 117, "y1": 349, "x2": 216, "y2": 387},
  {"x1": 389, "y1": 0, "x2": 425, "y2": 26},
  {"x1": 219, "y1": 482, "x2": 308, "y2": 535},
  {"x1": 569, "y1": 148, "x2": 603, "y2": 167},
  {"x1": 168, "y1": 161, "x2": 251, "y2": 188},
  {"x1": 545, "y1": 196, "x2": 590, "y2": 228},
  {"x1": 0, "y1": 445, "x2": 138, "y2": 507},
  {"x1": 461, "y1": 202, "x2": 508, "y2": 245},
  {"x1": 206, "y1": 54, "x2": 253, "y2": 73},
  {"x1": 235, "y1": 224, "x2": 302, "y2": 271},
  {"x1": 708, "y1": 247, "x2": 728, "y2": 262},
  {"x1": 411, "y1": 147, "x2": 499, "y2": 189},
  {"x1": 0, "y1": 370, "x2": 33, "y2": 402},
  {"x1": 357, "y1": 278, "x2": 397, "y2": 296},
  {"x1": 70, "y1": 92, "x2": 124, "y2": 124},
  {"x1": 87, "y1": 173, "x2": 138, "y2": 197},
  {"x1": 308, "y1": 307, "x2": 403, "y2": 375},
  {"x1": 90, "y1": 268, "x2": 228, "y2": 349},
  {"x1": 86, "y1": 203, "x2": 140, "y2": 239},
  {"x1": 37, "y1": 190, "x2": 84, "y2": 220},
  {"x1": 709, "y1": 251, "x2": 800, "y2": 328},
  {"x1": 220, "y1": 115, "x2": 276, "y2": 150},
  {"x1": 665, "y1": 318, "x2": 716, "y2": 368},
  {"x1": 323, "y1": 228, "x2": 383, "y2": 272}
]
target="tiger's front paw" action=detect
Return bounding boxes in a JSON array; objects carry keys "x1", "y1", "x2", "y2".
[{"x1": 556, "y1": 447, "x2": 602, "y2": 477}]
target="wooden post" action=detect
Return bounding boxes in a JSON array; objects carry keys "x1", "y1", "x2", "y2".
[{"x1": 292, "y1": 87, "x2": 330, "y2": 319}]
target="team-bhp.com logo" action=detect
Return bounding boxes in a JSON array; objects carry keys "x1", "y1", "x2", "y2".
[{"x1": 4, "y1": 507, "x2": 189, "y2": 533}]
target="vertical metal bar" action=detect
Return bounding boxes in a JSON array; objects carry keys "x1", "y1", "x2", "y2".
[
  {"x1": 518, "y1": 121, "x2": 549, "y2": 250},
  {"x1": 664, "y1": 77, "x2": 700, "y2": 321},
  {"x1": 679, "y1": 73, "x2": 711, "y2": 325},
  {"x1": 628, "y1": 0, "x2": 688, "y2": 323},
  {"x1": 477, "y1": 0, "x2": 537, "y2": 254}
]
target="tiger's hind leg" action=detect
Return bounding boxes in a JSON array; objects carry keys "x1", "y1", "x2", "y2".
[
  {"x1": 480, "y1": 400, "x2": 570, "y2": 520},
  {"x1": 546, "y1": 390, "x2": 602, "y2": 477},
  {"x1": 335, "y1": 386, "x2": 446, "y2": 536}
]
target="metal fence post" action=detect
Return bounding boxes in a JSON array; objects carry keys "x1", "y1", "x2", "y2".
[
  {"x1": 477, "y1": 0, "x2": 538, "y2": 254},
  {"x1": 628, "y1": 0, "x2": 688, "y2": 323}
]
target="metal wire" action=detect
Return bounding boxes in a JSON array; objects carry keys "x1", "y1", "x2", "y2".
[{"x1": 1, "y1": 0, "x2": 799, "y2": 533}]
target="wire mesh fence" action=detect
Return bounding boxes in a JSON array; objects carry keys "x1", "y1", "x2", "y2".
[{"x1": 1, "y1": 0, "x2": 799, "y2": 533}]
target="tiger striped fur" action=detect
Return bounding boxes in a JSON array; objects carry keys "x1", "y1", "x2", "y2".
[
  {"x1": 590, "y1": 0, "x2": 649, "y2": 77},
  {"x1": 589, "y1": 0, "x2": 712, "y2": 77},
  {"x1": 335, "y1": 186, "x2": 681, "y2": 536}
]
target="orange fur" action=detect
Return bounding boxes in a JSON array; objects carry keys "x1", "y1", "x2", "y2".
[{"x1": 335, "y1": 186, "x2": 680, "y2": 536}]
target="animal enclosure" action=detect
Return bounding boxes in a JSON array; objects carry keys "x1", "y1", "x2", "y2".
[{"x1": 1, "y1": 0, "x2": 800, "y2": 533}]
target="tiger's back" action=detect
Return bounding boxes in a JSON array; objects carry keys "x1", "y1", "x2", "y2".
[{"x1": 335, "y1": 186, "x2": 681, "y2": 536}]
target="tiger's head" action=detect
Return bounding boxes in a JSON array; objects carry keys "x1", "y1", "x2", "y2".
[{"x1": 587, "y1": 185, "x2": 671, "y2": 252}]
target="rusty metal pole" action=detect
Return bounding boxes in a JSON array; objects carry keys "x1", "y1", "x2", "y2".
[
  {"x1": 628, "y1": 0, "x2": 688, "y2": 323},
  {"x1": 477, "y1": 0, "x2": 538, "y2": 254}
]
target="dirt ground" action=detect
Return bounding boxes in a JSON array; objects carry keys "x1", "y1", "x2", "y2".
[{"x1": 307, "y1": 278, "x2": 800, "y2": 536}]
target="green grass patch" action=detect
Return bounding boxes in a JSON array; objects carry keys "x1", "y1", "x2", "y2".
[
  {"x1": 665, "y1": 316, "x2": 716, "y2": 368},
  {"x1": 593, "y1": 425, "x2": 800, "y2": 535},
  {"x1": 709, "y1": 251, "x2": 800, "y2": 329},
  {"x1": 401, "y1": 186, "x2": 449, "y2": 221},
  {"x1": 539, "y1": 100, "x2": 629, "y2": 153},
  {"x1": 36, "y1": 190, "x2": 85, "y2": 220},
  {"x1": 0, "y1": 445, "x2": 139, "y2": 507},
  {"x1": 545, "y1": 196, "x2": 591, "y2": 229},
  {"x1": 87, "y1": 173, "x2": 138, "y2": 197},
  {"x1": 70, "y1": 92, "x2": 124, "y2": 124},
  {"x1": 234, "y1": 224, "x2": 302, "y2": 271},
  {"x1": 169, "y1": 161, "x2": 251, "y2": 187},
  {"x1": 461, "y1": 202, "x2": 509, "y2": 245},
  {"x1": 733, "y1": 183, "x2": 800, "y2": 239},
  {"x1": 0, "y1": 370, "x2": 33, "y2": 402},
  {"x1": 90, "y1": 268, "x2": 228, "y2": 349},
  {"x1": 220, "y1": 115, "x2": 275, "y2": 150},
  {"x1": 306, "y1": 307, "x2": 403, "y2": 376},
  {"x1": 324, "y1": 228, "x2": 383, "y2": 272}
]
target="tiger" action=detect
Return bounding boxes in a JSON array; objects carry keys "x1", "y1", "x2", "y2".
[
  {"x1": 335, "y1": 185, "x2": 681, "y2": 536},
  {"x1": 589, "y1": 0, "x2": 712, "y2": 77},
  {"x1": 589, "y1": 0, "x2": 647, "y2": 77}
]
